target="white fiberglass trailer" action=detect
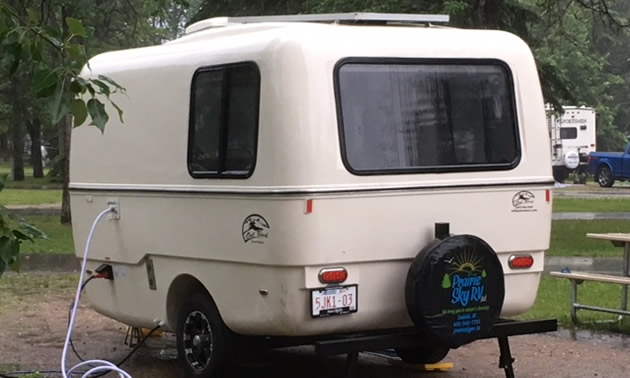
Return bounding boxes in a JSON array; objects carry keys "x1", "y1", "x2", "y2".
[
  {"x1": 547, "y1": 106, "x2": 597, "y2": 182},
  {"x1": 70, "y1": 13, "x2": 554, "y2": 377}
]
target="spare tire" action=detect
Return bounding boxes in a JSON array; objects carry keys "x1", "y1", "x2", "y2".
[{"x1": 405, "y1": 235, "x2": 505, "y2": 348}]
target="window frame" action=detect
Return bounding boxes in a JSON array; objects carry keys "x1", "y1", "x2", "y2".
[
  {"x1": 187, "y1": 61, "x2": 261, "y2": 179},
  {"x1": 560, "y1": 127, "x2": 578, "y2": 140},
  {"x1": 333, "y1": 57, "x2": 522, "y2": 176}
]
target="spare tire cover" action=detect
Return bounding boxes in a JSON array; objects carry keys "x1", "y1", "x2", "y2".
[{"x1": 405, "y1": 235, "x2": 505, "y2": 348}]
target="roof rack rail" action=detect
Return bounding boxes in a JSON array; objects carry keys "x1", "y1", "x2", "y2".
[{"x1": 185, "y1": 13, "x2": 450, "y2": 35}]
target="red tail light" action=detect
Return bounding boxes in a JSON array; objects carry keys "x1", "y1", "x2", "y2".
[
  {"x1": 319, "y1": 267, "x2": 348, "y2": 284},
  {"x1": 508, "y1": 255, "x2": 534, "y2": 269}
]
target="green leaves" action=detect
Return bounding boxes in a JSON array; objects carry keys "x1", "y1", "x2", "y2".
[
  {"x1": 65, "y1": 17, "x2": 87, "y2": 37},
  {"x1": 97, "y1": 75, "x2": 125, "y2": 93},
  {"x1": 47, "y1": 83, "x2": 69, "y2": 124},
  {"x1": 1, "y1": 8, "x2": 125, "y2": 132},
  {"x1": 33, "y1": 69, "x2": 59, "y2": 97},
  {"x1": 67, "y1": 75, "x2": 124, "y2": 129},
  {"x1": 92, "y1": 79, "x2": 111, "y2": 98},
  {"x1": 70, "y1": 99, "x2": 88, "y2": 127},
  {"x1": 0, "y1": 171, "x2": 47, "y2": 278},
  {"x1": 0, "y1": 236, "x2": 19, "y2": 276},
  {"x1": 87, "y1": 98, "x2": 109, "y2": 132},
  {"x1": 4, "y1": 41, "x2": 22, "y2": 75}
]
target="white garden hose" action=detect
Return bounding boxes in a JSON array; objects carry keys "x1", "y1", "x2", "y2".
[{"x1": 61, "y1": 206, "x2": 133, "y2": 378}]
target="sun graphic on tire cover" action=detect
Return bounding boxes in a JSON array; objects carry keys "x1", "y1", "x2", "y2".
[{"x1": 447, "y1": 248, "x2": 484, "y2": 276}]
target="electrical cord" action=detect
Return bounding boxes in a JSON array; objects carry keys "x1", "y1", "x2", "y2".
[
  {"x1": 68, "y1": 276, "x2": 96, "y2": 362},
  {"x1": 62, "y1": 206, "x2": 134, "y2": 378},
  {"x1": 0, "y1": 324, "x2": 161, "y2": 378},
  {"x1": 86, "y1": 325, "x2": 161, "y2": 378},
  {"x1": 1, "y1": 206, "x2": 162, "y2": 378}
]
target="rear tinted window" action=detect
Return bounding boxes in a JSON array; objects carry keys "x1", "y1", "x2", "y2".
[{"x1": 336, "y1": 60, "x2": 520, "y2": 174}]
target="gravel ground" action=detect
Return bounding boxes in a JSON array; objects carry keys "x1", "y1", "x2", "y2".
[{"x1": 1, "y1": 293, "x2": 630, "y2": 378}]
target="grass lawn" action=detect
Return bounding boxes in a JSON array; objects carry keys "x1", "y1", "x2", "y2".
[
  {"x1": 0, "y1": 189, "x2": 62, "y2": 205},
  {"x1": 553, "y1": 198, "x2": 630, "y2": 213},
  {"x1": 20, "y1": 216, "x2": 74, "y2": 254},
  {"x1": 0, "y1": 273, "x2": 78, "y2": 314},
  {"x1": 520, "y1": 276, "x2": 630, "y2": 332},
  {"x1": 549, "y1": 220, "x2": 630, "y2": 257},
  {"x1": 10, "y1": 217, "x2": 630, "y2": 257},
  {"x1": 0, "y1": 163, "x2": 61, "y2": 190}
]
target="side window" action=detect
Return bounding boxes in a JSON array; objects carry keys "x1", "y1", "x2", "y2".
[
  {"x1": 188, "y1": 63, "x2": 260, "y2": 178},
  {"x1": 336, "y1": 60, "x2": 520, "y2": 174}
]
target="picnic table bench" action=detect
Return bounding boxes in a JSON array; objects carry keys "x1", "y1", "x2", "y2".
[{"x1": 550, "y1": 233, "x2": 630, "y2": 324}]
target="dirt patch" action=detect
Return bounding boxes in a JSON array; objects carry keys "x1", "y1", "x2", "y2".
[{"x1": 1, "y1": 275, "x2": 630, "y2": 377}]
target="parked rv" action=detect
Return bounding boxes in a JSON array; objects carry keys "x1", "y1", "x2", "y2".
[
  {"x1": 587, "y1": 141, "x2": 630, "y2": 187},
  {"x1": 70, "y1": 13, "x2": 554, "y2": 377},
  {"x1": 547, "y1": 106, "x2": 597, "y2": 183}
]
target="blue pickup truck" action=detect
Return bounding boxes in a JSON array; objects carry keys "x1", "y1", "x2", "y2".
[{"x1": 587, "y1": 142, "x2": 630, "y2": 187}]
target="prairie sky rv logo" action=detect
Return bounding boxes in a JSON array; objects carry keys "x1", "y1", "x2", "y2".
[
  {"x1": 440, "y1": 248, "x2": 489, "y2": 336},
  {"x1": 242, "y1": 214, "x2": 270, "y2": 244},
  {"x1": 511, "y1": 191, "x2": 537, "y2": 213},
  {"x1": 441, "y1": 249, "x2": 488, "y2": 308}
]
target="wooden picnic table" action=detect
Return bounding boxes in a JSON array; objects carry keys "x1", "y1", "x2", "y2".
[
  {"x1": 551, "y1": 233, "x2": 630, "y2": 323},
  {"x1": 587, "y1": 233, "x2": 630, "y2": 312}
]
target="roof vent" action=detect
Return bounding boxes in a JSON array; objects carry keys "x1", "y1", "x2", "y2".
[
  {"x1": 185, "y1": 17, "x2": 232, "y2": 34},
  {"x1": 185, "y1": 13, "x2": 450, "y2": 35}
]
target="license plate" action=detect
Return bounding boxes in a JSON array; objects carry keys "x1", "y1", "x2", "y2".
[{"x1": 311, "y1": 285, "x2": 358, "y2": 317}]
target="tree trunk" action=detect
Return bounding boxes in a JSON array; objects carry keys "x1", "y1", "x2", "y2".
[
  {"x1": 60, "y1": 4, "x2": 72, "y2": 225},
  {"x1": 27, "y1": 118, "x2": 44, "y2": 178},
  {"x1": 0, "y1": 134, "x2": 9, "y2": 162},
  {"x1": 9, "y1": 79, "x2": 25, "y2": 182},
  {"x1": 60, "y1": 113, "x2": 72, "y2": 225},
  {"x1": 10, "y1": 126, "x2": 24, "y2": 181}
]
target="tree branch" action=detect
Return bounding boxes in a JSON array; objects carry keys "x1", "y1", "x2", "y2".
[{"x1": 0, "y1": 3, "x2": 63, "y2": 55}]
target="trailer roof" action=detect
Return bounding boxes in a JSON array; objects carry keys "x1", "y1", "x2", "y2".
[{"x1": 185, "y1": 13, "x2": 450, "y2": 35}]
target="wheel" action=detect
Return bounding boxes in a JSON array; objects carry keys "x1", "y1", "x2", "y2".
[
  {"x1": 176, "y1": 292, "x2": 226, "y2": 377},
  {"x1": 395, "y1": 344, "x2": 450, "y2": 364},
  {"x1": 552, "y1": 166, "x2": 569, "y2": 183},
  {"x1": 596, "y1": 166, "x2": 615, "y2": 187},
  {"x1": 575, "y1": 167, "x2": 589, "y2": 184}
]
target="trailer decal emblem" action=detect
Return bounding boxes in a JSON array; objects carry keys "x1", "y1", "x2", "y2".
[
  {"x1": 441, "y1": 249, "x2": 488, "y2": 309},
  {"x1": 511, "y1": 191, "x2": 536, "y2": 212},
  {"x1": 436, "y1": 249, "x2": 490, "y2": 337},
  {"x1": 242, "y1": 214, "x2": 270, "y2": 243}
]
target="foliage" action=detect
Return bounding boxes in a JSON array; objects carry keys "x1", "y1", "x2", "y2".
[
  {"x1": 194, "y1": 0, "x2": 630, "y2": 149},
  {"x1": 0, "y1": 0, "x2": 210, "y2": 277},
  {"x1": 0, "y1": 175, "x2": 47, "y2": 277},
  {"x1": 0, "y1": 3, "x2": 125, "y2": 132},
  {"x1": 0, "y1": 0, "x2": 131, "y2": 278}
]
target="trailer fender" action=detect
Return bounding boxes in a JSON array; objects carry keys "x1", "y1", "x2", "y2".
[{"x1": 166, "y1": 274, "x2": 215, "y2": 330}]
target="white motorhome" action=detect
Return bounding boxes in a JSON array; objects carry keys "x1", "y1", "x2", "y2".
[
  {"x1": 547, "y1": 106, "x2": 597, "y2": 182},
  {"x1": 70, "y1": 14, "x2": 553, "y2": 377}
]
